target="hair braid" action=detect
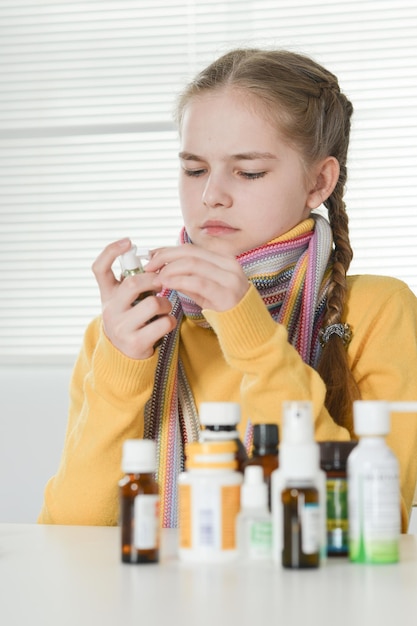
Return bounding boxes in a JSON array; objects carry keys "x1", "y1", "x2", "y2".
[{"x1": 176, "y1": 48, "x2": 361, "y2": 432}]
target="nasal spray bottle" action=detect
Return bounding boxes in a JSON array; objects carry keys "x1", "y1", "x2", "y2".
[
  {"x1": 348, "y1": 400, "x2": 417, "y2": 564},
  {"x1": 271, "y1": 401, "x2": 326, "y2": 568}
]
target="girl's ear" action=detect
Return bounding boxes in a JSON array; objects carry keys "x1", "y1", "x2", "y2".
[{"x1": 306, "y1": 157, "x2": 340, "y2": 209}]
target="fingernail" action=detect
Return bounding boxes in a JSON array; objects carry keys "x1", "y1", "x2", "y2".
[{"x1": 117, "y1": 237, "x2": 131, "y2": 247}]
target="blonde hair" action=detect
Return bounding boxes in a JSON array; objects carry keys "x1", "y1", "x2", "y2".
[{"x1": 176, "y1": 48, "x2": 360, "y2": 432}]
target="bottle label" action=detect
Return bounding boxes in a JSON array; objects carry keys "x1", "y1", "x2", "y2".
[
  {"x1": 326, "y1": 477, "x2": 348, "y2": 553},
  {"x1": 248, "y1": 520, "x2": 273, "y2": 559},
  {"x1": 133, "y1": 494, "x2": 159, "y2": 550},
  {"x1": 349, "y1": 470, "x2": 400, "y2": 563},
  {"x1": 301, "y1": 501, "x2": 320, "y2": 555},
  {"x1": 179, "y1": 480, "x2": 240, "y2": 554}
]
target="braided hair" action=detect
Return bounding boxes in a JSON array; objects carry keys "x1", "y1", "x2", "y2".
[{"x1": 175, "y1": 48, "x2": 360, "y2": 432}]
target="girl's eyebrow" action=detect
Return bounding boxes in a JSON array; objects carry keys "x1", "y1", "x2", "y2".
[{"x1": 178, "y1": 151, "x2": 278, "y2": 161}]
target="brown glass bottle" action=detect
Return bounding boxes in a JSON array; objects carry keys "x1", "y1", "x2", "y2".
[
  {"x1": 119, "y1": 439, "x2": 160, "y2": 564},
  {"x1": 244, "y1": 423, "x2": 279, "y2": 509},
  {"x1": 281, "y1": 483, "x2": 320, "y2": 569}
]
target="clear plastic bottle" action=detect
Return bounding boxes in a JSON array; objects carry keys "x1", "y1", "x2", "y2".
[
  {"x1": 348, "y1": 400, "x2": 401, "y2": 564},
  {"x1": 119, "y1": 439, "x2": 160, "y2": 564},
  {"x1": 178, "y1": 440, "x2": 242, "y2": 562},
  {"x1": 244, "y1": 423, "x2": 279, "y2": 510},
  {"x1": 199, "y1": 402, "x2": 248, "y2": 472},
  {"x1": 236, "y1": 465, "x2": 272, "y2": 560}
]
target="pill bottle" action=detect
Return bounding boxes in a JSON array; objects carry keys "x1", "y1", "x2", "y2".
[
  {"x1": 119, "y1": 438, "x2": 160, "y2": 564},
  {"x1": 178, "y1": 440, "x2": 242, "y2": 562},
  {"x1": 199, "y1": 402, "x2": 248, "y2": 472},
  {"x1": 319, "y1": 440, "x2": 357, "y2": 556},
  {"x1": 244, "y1": 423, "x2": 279, "y2": 509}
]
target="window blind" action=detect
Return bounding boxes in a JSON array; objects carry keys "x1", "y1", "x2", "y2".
[{"x1": 1, "y1": 0, "x2": 416, "y2": 363}]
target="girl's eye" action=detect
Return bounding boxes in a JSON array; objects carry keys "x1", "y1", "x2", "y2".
[
  {"x1": 183, "y1": 168, "x2": 206, "y2": 177},
  {"x1": 239, "y1": 171, "x2": 267, "y2": 180}
]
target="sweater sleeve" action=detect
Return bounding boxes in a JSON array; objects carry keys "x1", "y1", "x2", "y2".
[{"x1": 38, "y1": 316, "x2": 159, "y2": 526}]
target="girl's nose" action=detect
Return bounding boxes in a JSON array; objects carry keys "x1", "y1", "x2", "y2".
[{"x1": 202, "y1": 174, "x2": 233, "y2": 209}]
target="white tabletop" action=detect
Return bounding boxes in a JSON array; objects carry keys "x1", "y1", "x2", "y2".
[{"x1": 1, "y1": 524, "x2": 416, "y2": 626}]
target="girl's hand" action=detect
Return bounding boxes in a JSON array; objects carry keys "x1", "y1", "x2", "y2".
[
  {"x1": 146, "y1": 243, "x2": 250, "y2": 312},
  {"x1": 92, "y1": 239, "x2": 177, "y2": 359}
]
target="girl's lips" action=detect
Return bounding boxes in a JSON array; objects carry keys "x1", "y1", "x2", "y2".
[{"x1": 201, "y1": 221, "x2": 238, "y2": 236}]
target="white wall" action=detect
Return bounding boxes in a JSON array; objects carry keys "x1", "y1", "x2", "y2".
[{"x1": 0, "y1": 364, "x2": 72, "y2": 523}]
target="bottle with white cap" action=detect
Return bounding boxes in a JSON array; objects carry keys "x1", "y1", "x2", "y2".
[
  {"x1": 119, "y1": 438, "x2": 160, "y2": 564},
  {"x1": 347, "y1": 400, "x2": 404, "y2": 564},
  {"x1": 271, "y1": 401, "x2": 326, "y2": 567},
  {"x1": 119, "y1": 244, "x2": 154, "y2": 305},
  {"x1": 236, "y1": 465, "x2": 272, "y2": 560},
  {"x1": 199, "y1": 402, "x2": 248, "y2": 472}
]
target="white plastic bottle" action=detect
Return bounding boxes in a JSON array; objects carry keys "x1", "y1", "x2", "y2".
[
  {"x1": 236, "y1": 465, "x2": 272, "y2": 560},
  {"x1": 348, "y1": 400, "x2": 402, "y2": 564},
  {"x1": 178, "y1": 440, "x2": 242, "y2": 562},
  {"x1": 271, "y1": 401, "x2": 326, "y2": 565}
]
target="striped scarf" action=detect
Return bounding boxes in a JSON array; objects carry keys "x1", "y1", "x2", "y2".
[{"x1": 144, "y1": 214, "x2": 333, "y2": 527}]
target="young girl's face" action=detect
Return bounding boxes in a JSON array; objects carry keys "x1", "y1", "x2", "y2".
[{"x1": 178, "y1": 88, "x2": 316, "y2": 257}]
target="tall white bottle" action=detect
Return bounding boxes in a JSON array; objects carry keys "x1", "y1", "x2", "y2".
[
  {"x1": 271, "y1": 401, "x2": 327, "y2": 565},
  {"x1": 348, "y1": 400, "x2": 404, "y2": 564}
]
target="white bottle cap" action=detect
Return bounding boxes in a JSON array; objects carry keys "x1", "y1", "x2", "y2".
[
  {"x1": 122, "y1": 439, "x2": 157, "y2": 473},
  {"x1": 119, "y1": 245, "x2": 142, "y2": 272},
  {"x1": 281, "y1": 401, "x2": 319, "y2": 480},
  {"x1": 199, "y1": 402, "x2": 241, "y2": 427},
  {"x1": 353, "y1": 400, "x2": 390, "y2": 436},
  {"x1": 241, "y1": 465, "x2": 268, "y2": 510},
  {"x1": 282, "y1": 401, "x2": 314, "y2": 444}
]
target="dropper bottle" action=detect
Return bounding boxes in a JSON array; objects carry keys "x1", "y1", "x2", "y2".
[{"x1": 236, "y1": 465, "x2": 272, "y2": 560}]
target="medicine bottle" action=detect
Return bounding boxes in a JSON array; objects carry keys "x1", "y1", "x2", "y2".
[
  {"x1": 236, "y1": 465, "x2": 272, "y2": 560},
  {"x1": 119, "y1": 244, "x2": 155, "y2": 304},
  {"x1": 348, "y1": 401, "x2": 401, "y2": 564},
  {"x1": 199, "y1": 402, "x2": 248, "y2": 472},
  {"x1": 119, "y1": 439, "x2": 160, "y2": 564},
  {"x1": 281, "y1": 481, "x2": 320, "y2": 569},
  {"x1": 244, "y1": 423, "x2": 279, "y2": 509},
  {"x1": 271, "y1": 401, "x2": 326, "y2": 566},
  {"x1": 178, "y1": 440, "x2": 242, "y2": 562},
  {"x1": 319, "y1": 440, "x2": 357, "y2": 556}
]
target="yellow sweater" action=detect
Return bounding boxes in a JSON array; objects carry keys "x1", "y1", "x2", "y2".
[{"x1": 38, "y1": 274, "x2": 417, "y2": 530}]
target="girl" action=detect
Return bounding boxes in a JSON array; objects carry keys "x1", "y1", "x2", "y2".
[{"x1": 39, "y1": 48, "x2": 417, "y2": 530}]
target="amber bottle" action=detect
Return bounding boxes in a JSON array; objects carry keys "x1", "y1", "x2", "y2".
[
  {"x1": 119, "y1": 439, "x2": 160, "y2": 564},
  {"x1": 281, "y1": 482, "x2": 320, "y2": 569}
]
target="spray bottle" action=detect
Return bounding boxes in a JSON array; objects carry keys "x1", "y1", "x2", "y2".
[{"x1": 271, "y1": 401, "x2": 326, "y2": 567}]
